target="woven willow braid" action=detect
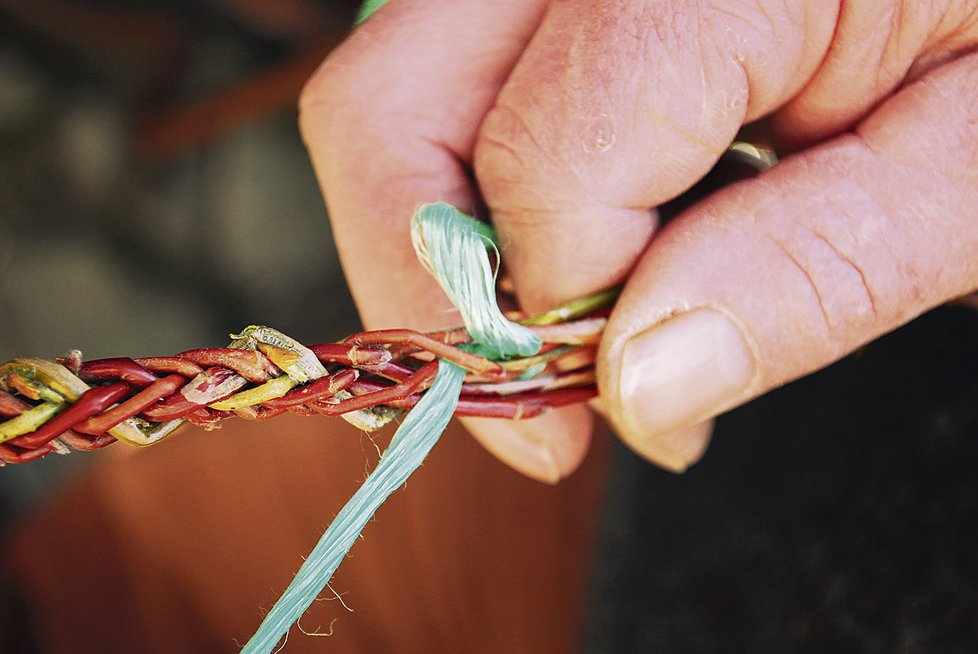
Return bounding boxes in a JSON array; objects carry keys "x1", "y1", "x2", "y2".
[{"x1": 0, "y1": 315, "x2": 607, "y2": 465}]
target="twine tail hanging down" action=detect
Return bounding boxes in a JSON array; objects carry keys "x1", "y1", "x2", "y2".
[{"x1": 242, "y1": 202, "x2": 546, "y2": 652}]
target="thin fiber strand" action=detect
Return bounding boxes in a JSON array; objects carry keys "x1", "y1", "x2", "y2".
[
  {"x1": 241, "y1": 360, "x2": 465, "y2": 653},
  {"x1": 241, "y1": 202, "x2": 540, "y2": 652}
]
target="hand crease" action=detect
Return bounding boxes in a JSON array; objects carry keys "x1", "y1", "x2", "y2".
[
  {"x1": 759, "y1": 230, "x2": 834, "y2": 337},
  {"x1": 809, "y1": 227, "x2": 879, "y2": 324}
]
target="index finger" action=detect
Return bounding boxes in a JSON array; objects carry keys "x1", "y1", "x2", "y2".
[
  {"x1": 300, "y1": 1, "x2": 595, "y2": 483},
  {"x1": 300, "y1": 0, "x2": 546, "y2": 331}
]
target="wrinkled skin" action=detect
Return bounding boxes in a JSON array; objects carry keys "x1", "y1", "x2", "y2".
[{"x1": 301, "y1": 1, "x2": 978, "y2": 481}]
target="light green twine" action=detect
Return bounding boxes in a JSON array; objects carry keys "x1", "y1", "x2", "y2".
[
  {"x1": 355, "y1": 0, "x2": 389, "y2": 24},
  {"x1": 412, "y1": 202, "x2": 541, "y2": 360},
  {"x1": 241, "y1": 361, "x2": 464, "y2": 653},
  {"x1": 241, "y1": 203, "x2": 541, "y2": 652}
]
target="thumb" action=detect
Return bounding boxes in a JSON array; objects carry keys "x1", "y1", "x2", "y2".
[
  {"x1": 471, "y1": 0, "x2": 834, "y2": 473},
  {"x1": 599, "y1": 53, "x2": 978, "y2": 465}
]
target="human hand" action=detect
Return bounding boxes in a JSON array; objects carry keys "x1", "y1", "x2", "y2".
[{"x1": 300, "y1": 1, "x2": 978, "y2": 481}]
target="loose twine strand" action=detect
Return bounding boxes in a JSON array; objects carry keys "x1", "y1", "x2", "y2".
[
  {"x1": 241, "y1": 359, "x2": 466, "y2": 653},
  {"x1": 242, "y1": 202, "x2": 555, "y2": 651}
]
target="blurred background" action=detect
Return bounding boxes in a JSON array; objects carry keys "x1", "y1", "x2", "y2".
[
  {"x1": 1, "y1": 1, "x2": 978, "y2": 652},
  {"x1": 0, "y1": 0, "x2": 361, "y2": 524}
]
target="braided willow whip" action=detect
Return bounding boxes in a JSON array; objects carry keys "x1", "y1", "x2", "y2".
[{"x1": 0, "y1": 290, "x2": 614, "y2": 466}]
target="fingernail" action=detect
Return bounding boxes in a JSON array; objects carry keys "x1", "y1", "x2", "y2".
[
  {"x1": 639, "y1": 420, "x2": 715, "y2": 473},
  {"x1": 618, "y1": 309, "x2": 755, "y2": 440}
]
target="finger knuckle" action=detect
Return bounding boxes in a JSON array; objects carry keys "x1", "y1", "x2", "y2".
[
  {"x1": 298, "y1": 48, "x2": 372, "y2": 145},
  {"x1": 475, "y1": 100, "x2": 565, "y2": 211},
  {"x1": 754, "y1": 194, "x2": 882, "y2": 355}
]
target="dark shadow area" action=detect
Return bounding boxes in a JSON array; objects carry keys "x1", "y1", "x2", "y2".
[{"x1": 587, "y1": 305, "x2": 978, "y2": 653}]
